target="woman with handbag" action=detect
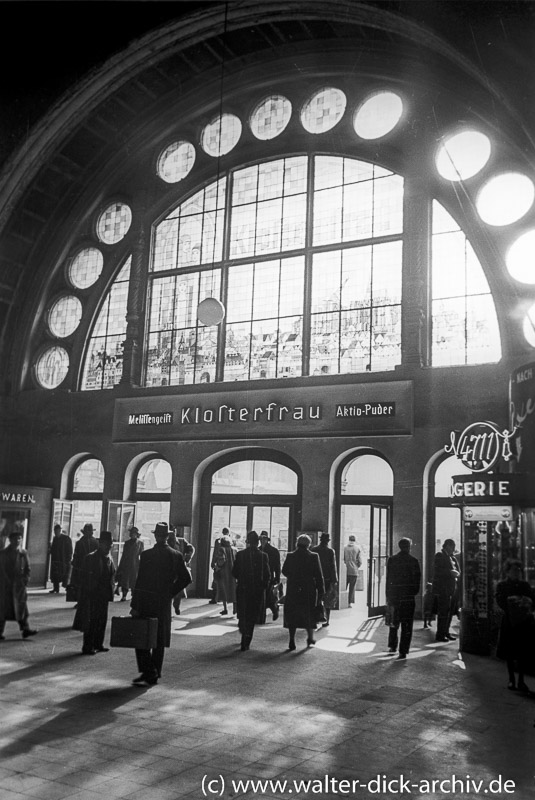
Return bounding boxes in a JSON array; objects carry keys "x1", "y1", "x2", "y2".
[{"x1": 282, "y1": 534, "x2": 325, "y2": 650}]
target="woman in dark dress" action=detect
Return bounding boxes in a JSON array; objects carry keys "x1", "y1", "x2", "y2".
[
  {"x1": 212, "y1": 536, "x2": 236, "y2": 615},
  {"x1": 232, "y1": 530, "x2": 271, "y2": 651},
  {"x1": 282, "y1": 534, "x2": 325, "y2": 650},
  {"x1": 495, "y1": 558, "x2": 535, "y2": 694}
]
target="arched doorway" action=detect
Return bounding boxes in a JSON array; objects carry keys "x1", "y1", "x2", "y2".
[
  {"x1": 199, "y1": 452, "x2": 301, "y2": 594},
  {"x1": 336, "y1": 452, "x2": 393, "y2": 616}
]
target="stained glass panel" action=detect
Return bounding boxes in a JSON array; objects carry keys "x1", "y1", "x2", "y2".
[
  {"x1": 81, "y1": 258, "x2": 131, "y2": 390},
  {"x1": 97, "y1": 202, "x2": 132, "y2": 244},
  {"x1": 35, "y1": 346, "x2": 69, "y2": 389},
  {"x1": 48, "y1": 295, "x2": 82, "y2": 338},
  {"x1": 201, "y1": 113, "x2": 242, "y2": 157},
  {"x1": 157, "y1": 140, "x2": 196, "y2": 183},
  {"x1": 250, "y1": 95, "x2": 292, "y2": 140},
  {"x1": 69, "y1": 247, "x2": 103, "y2": 289},
  {"x1": 301, "y1": 87, "x2": 347, "y2": 134}
]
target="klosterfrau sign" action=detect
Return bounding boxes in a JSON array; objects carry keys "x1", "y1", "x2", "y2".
[{"x1": 113, "y1": 382, "x2": 413, "y2": 442}]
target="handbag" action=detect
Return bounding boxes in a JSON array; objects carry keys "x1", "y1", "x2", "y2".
[
  {"x1": 65, "y1": 584, "x2": 77, "y2": 602},
  {"x1": 314, "y1": 600, "x2": 327, "y2": 624},
  {"x1": 323, "y1": 584, "x2": 338, "y2": 610}
]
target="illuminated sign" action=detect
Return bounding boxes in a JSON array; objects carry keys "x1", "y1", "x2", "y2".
[
  {"x1": 0, "y1": 491, "x2": 35, "y2": 504},
  {"x1": 445, "y1": 421, "x2": 517, "y2": 473},
  {"x1": 463, "y1": 506, "x2": 513, "y2": 522}
]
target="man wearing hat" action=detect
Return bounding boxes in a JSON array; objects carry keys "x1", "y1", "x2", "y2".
[
  {"x1": 115, "y1": 526, "x2": 144, "y2": 601},
  {"x1": 0, "y1": 531, "x2": 37, "y2": 640},
  {"x1": 130, "y1": 522, "x2": 192, "y2": 685},
  {"x1": 73, "y1": 531, "x2": 116, "y2": 655},
  {"x1": 311, "y1": 533, "x2": 338, "y2": 626},
  {"x1": 260, "y1": 531, "x2": 281, "y2": 622},
  {"x1": 70, "y1": 523, "x2": 99, "y2": 601}
]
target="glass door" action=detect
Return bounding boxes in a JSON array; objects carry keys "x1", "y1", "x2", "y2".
[
  {"x1": 107, "y1": 501, "x2": 136, "y2": 566},
  {"x1": 368, "y1": 504, "x2": 390, "y2": 616}
]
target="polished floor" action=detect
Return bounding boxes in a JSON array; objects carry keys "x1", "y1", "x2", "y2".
[{"x1": 0, "y1": 591, "x2": 534, "y2": 800}]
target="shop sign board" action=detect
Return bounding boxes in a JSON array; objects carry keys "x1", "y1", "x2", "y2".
[
  {"x1": 0, "y1": 488, "x2": 36, "y2": 504},
  {"x1": 450, "y1": 474, "x2": 522, "y2": 502},
  {"x1": 510, "y1": 361, "x2": 535, "y2": 471},
  {"x1": 463, "y1": 506, "x2": 513, "y2": 522},
  {"x1": 113, "y1": 381, "x2": 413, "y2": 442}
]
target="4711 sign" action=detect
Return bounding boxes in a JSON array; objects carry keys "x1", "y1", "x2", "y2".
[{"x1": 445, "y1": 421, "x2": 517, "y2": 473}]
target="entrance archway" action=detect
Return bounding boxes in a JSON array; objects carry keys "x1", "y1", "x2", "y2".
[
  {"x1": 198, "y1": 451, "x2": 301, "y2": 595},
  {"x1": 336, "y1": 451, "x2": 393, "y2": 616}
]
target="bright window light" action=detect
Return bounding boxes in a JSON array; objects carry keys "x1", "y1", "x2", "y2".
[
  {"x1": 506, "y1": 229, "x2": 535, "y2": 283},
  {"x1": 353, "y1": 91, "x2": 403, "y2": 139},
  {"x1": 476, "y1": 172, "x2": 534, "y2": 226},
  {"x1": 435, "y1": 131, "x2": 491, "y2": 181},
  {"x1": 523, "y1": 302, "x2": 535, "y2": 347}
]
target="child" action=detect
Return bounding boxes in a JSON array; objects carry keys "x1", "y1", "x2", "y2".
[{"x1": 423, "y1": 582, "x2": 436, "y2": 628}]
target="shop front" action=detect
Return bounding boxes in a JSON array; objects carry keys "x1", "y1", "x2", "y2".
[{"x1": 0, "y1": 484, "x2": 54, "y2": 587}]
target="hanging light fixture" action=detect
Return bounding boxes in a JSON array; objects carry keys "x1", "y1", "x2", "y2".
[{"x1": 196, "y1": 2, "x2": 228, "y2": 328}]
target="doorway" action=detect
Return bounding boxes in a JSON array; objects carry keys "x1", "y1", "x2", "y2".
[
  {"x1": 338, "y1": 452, "x2": 393, "y2": 617},
  {"x1": 210, "y1": 501, "x2": 292, "y2": 565}
]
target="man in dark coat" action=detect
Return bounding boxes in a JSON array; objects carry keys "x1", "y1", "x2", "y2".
[
  {"x1": 233, "y1": 530, "x2": 271, "y2": 650},
  {"x1": 282, "y1": 534, "x2": 325, "y2": 650},
  {"x1": 130, "y1": 522, "x2": 192, "y2": 685},
  {"x1": 311, "y1": 532, "x2": 338, "y2": 626},
  {"x1": 49, "y1": 524, "x2": 73, "y2": 593},
  {"x1": 432, "y1": 538, "x2": 461, "y2": 642},
  {"x1": 260, "y1": 530, "x2": 281, "y2": 622},
  {"x1": 70, "y1": 523, "x2": 99, "y2": 601},
  {"x1": 73, "y1": 530, "x2": 116, "y2": 654},
  {"x1": 0, "y1": 531, "x2": 37, "y2": 640},
  {"x1": 385, "y1": 537, "x2": 421, "y2": 659}
]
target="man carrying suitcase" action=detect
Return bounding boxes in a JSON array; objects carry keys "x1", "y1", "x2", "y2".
[{"x1": 130, "y1": 522, "x2": 192, "y2": 686}]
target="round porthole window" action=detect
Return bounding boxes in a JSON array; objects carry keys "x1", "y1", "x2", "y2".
[
  {"x1": 97, "y1": 202, "x2": 132, "y2": 244},
  {"x1": 35, "y1": 346, "x2": 69, "y2": 389},
  {"x1": 48, "y1": 296, "x2": 82, "y2": 338}
]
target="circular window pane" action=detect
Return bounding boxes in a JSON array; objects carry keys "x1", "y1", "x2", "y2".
[
  {"x1": 250, "y1": 95, "x2": 292, "y2": 140},
  {"x1": 435, "y1": 130, "x2": 491, "y2": 181},
  {"x1": 35, "y1": 346, "x2": 69, "y2": 389},
  {"x1": 201, "y1": 113, "x2": 242, "y2": 157},
  {"x1": 68, "y1": 247, "x2": 103, "y2": 289},
  {"x1": 157, "y1": 140, "x2": 196, "y2": 183},
  {"x1": 353, "y1": 91, "x2": 403, "y2": 139},
  {"x1": 476, "y1": 173, "x2": 535, "y2": 226},
  {"x1": 97, "y1": 202, "x2": 132, "y2": 244},
  {"x1": 506, "y1": 229, "x2": 535, "y2": 283},
  {"x1": 523, "y1": 303, "x2": 535, "y2": 347},
  {"x1": 301, "y1": 87, "x2": 347, "y2": 134},
  {"x1": 48, "y1": 295, "x2": 82, "y2": 338}
]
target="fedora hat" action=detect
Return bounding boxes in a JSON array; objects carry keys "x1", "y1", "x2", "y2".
[
  {"x1": 81, "y1": 523, "x2": 94, "y2": 534},
  {"x1": 153, "y1": 522, "x2": 169, "y2": 537},
  {"x1": 99, "y1": 530, "x2": 113, "y2": 544}
]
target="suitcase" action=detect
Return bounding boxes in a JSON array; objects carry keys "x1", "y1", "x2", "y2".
[{"x1": 110, "y1": 616, "x2": 158, "y2": 649}]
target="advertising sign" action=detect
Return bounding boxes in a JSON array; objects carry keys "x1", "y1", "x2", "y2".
[
  {"x1": 113, "y1": 381, "x2": 413, "y2": 442},
  {"x1": 510, "y1": 361, "x2": 535, "y2": 471}
]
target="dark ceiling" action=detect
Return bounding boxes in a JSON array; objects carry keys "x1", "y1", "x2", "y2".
[{"x1": 0, "y1": 0, "x2": 534, "y2": 393}]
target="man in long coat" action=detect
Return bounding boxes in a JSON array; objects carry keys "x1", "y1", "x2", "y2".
[
  {"x1": 311, "y1": 532, "x2": 338, "y2": 626},
  {"x1": 432, "y1": 538, "x2": 461, "y2": 642},
  {"x1": 0, "y1": 531, "x2": 37, "y2": 639},
  {"x1": 116, "y1": 527, "x2": 144, "y2": 601},
  {"x1": 49, "y1": 524, "x2": 73, "y2": 593},
  {"x1": 130, "y1": 522, "x2": 192, "y2": 685},
  {"x1": 282, "y1": 534, "x2": 325, "y2": 650},
  {"x1": 70, "y1": 523, "x2": 99, "y2": 600},
  {"x1": 233, "y1": 530, "x2": 271, "y2": 650},
  {"x1": 73, "y1": 530, "x2": 116, "y2": 654},
  {"x1": 260, "y1": 531, "x2": 281, "y2": 622},
  {"x1": 385, "y1": 537, "x2": 421, "y2": 659}
]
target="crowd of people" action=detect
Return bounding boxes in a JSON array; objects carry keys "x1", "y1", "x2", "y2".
[{"x1": 0, "y1": 523, "x2": 533, "y2": 695}]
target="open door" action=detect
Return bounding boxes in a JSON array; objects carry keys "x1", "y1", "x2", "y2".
[{"x1": 367, "y1": 504, "x2": 391, "y2": 616}]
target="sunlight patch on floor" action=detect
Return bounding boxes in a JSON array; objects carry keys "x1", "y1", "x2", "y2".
[
  {"x1": 172, "y1": 624, "x2": 239, "y2": 637},
  {"x1": 315, "y1": 637, "x2": 376, "y2": 654}
]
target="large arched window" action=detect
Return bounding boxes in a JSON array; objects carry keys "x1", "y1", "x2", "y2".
[{"x1": 144, "y1": 155, "x2": 404, "y2": 386}]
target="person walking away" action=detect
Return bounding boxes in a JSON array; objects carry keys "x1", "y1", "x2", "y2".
[
  {"x1": 0, "y1": 530, "x2": 37, "y2": 640},
  {"x1": 311, "y1": 532, "x2": 338, "y2": 626},
  {"x1": 130, "y1": 522, "x2": 192, "y2": 686},
  {"x1": 116, "y1": 527, "x2": 144, "y2": 601},
  {"x1": 70, "y1": 523, "x2": 99, "y2": 601},
  {"x1": 385, "y1": 537, "x2": 421, "y2": 659},
  {"x1": 49, "y1": 523, "x2": 73, "y2": 594},
  {"x1": 432, "y1": 538, "x2": 460, "y2": 642},
  {"x1": 167, "y1": 527, "x2": 195, "y2": 615},
  {"x1": 208, "y1": 528, "x2": 229, "y2": 603},
  {"x1": 496, "y1": 559, "x2": 535, "y2": 694},
  {"x1": 282, "y1": 534, "x2": 325, "y2": 650},
  {"x1": 73, "y1": 530, "x2": 116, "y2": 654},
  {"x1": 343, "y1": 535, "x2": 361, "y2": 606},
  {"x1": 211, "y1": 535, "x2": 236, "y2": 615},
  {"x1": 232, "y1": 530, "x2": 271, "y2": 650},
  {"x1": 260, "y1": 530, "x2": 281, "y2": 622}
]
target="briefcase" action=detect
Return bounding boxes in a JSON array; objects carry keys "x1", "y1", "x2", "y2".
[{"x1": 110, "y1": 616, "x2": 158, "y2": 649}]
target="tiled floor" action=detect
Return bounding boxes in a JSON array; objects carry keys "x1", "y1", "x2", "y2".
[{"x1": 0, "y1": 592, "x2": 534, "y2": 800}]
